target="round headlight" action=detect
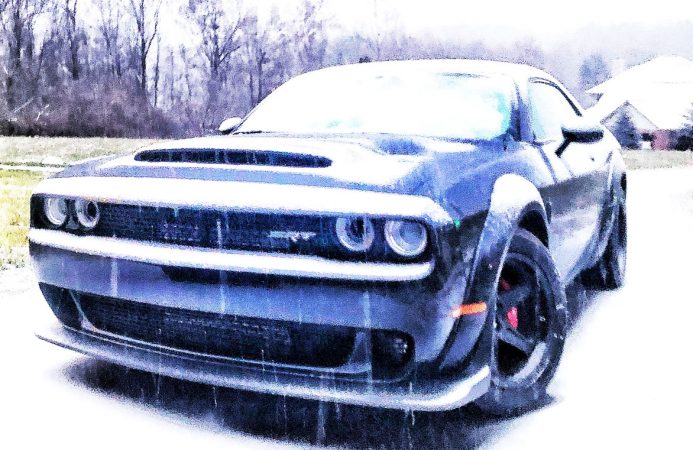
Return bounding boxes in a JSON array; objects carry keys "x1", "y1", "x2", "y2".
[
  {"x1": 74, "y1": 199, "x2": 100, "y2": 229},
  {"x1": 335, "y1": 217, "x2": 375, "y2": 252},
  {"x1": 384, "y1": 220, "x2": 428, "y2": 257},
  {"x1": 43, "y1": 197, "x2": 68, "y2": 227}
]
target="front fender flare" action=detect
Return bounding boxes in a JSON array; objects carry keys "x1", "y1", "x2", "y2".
[{"x1": 439, "y1": 174, "x2": 548, "y2": 371}]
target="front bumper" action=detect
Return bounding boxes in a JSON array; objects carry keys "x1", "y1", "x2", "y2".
[
  {"x1": 29, "y1": 187, "x2": 490, "y2": 410},
  {"x1": 37, "y1": 324, "x2": 490, "y2": 411},
  {"x1": 30, "y1": 240, "x2": 477, "y2": 362}
]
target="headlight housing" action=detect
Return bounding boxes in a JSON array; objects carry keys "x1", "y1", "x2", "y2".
[
  {"x1": 335, "y1": 217, "x2": 375, "y2": 252},
  {"x1": 384, "y1": 220, "x2": 428, "y2": 257},
  {"x1": 74, "y1": 199, "x2": 100, "y2": 230},
  {"x1": 42, "y1": 197, "x2": 68, "y2": 227}
]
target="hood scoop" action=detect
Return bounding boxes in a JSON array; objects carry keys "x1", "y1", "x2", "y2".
[{"x1": 135, "y1": 149, "x2": 332, "y2": 168}]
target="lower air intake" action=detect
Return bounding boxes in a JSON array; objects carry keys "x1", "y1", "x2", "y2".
[{"x1": 76, "y1": 293, "x2": 356, "y2": 368}]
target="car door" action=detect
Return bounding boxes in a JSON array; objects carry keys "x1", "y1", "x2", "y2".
[{"x1": 526, "y1": 80, "x2": 610, "y2": 279}]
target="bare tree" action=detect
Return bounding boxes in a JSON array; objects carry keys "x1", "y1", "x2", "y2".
[
  {"x1": 240, "y1": 8, "x2": 290, "y2": 107},
  {"x1": 179, "y1": 45, "x2": 194, "y2": 104},
  {"x1": 63, "y1": 0, "x2": 81, "y2": 80},
  {"x1": 368, "y1": 0, "x2": 383, "y2": 60},
  {"x1": 294, "y1": 0, "x2": 327, "y2": 73},
  {"x1": 579, "y1": 54, "x2": 610, "y2": 91},
  {"x1": 95, "y1": 0, "x2": 124, "y2": 77},
  {"x1": 184, "y1": 0, "x2": 247, "y2": 126},
  {"x1": 0, "y1": 0, "x2": 51, "y2": 108},
  {"x1": 153, "y1": 34, "x2": 160, "y2": 107},
  {"x1": 128, "y1": 0, "x2": 162, "y2": 98},
  {"x1": 186, "y1": 0, "x2": 245, "y2": 85},
  {"x1": 510, "y1": 40, "x2": 546, "y2": 69},
  {"x1": 165, "y1": 47, "x2": 177, "y2": 107}
]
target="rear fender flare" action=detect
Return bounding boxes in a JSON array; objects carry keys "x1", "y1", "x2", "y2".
[{"x1": 591, "y1": 156, "x2": 627, "y2": 268}]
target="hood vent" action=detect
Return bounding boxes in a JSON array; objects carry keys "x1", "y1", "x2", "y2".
[{"x1": 135, "y1": 149, "x2": 332, "y2": 168}]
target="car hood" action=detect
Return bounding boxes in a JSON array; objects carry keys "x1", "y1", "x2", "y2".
[{"x1": 53, "y1": 134, "x2": 504, "y2": 199}]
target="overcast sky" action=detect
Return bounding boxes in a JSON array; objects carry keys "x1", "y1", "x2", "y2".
[
  {"x1": 151, "y1": 0, "x2": 692, "y2": 54},
  {"x1": 329, "y1": 0, "x2": 691, "y2": 36},
  {"x1": 249, "y1": 0, "x2": 686, "y2": 52}
]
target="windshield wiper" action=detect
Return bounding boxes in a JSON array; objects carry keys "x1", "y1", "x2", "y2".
[{"x1": 233, "y1": 130, "x2": 267, "y2": 135}]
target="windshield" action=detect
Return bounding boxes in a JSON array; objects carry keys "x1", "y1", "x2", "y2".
[{"x1": 236, "y1": 69, "x2": 515, "y2": 141}]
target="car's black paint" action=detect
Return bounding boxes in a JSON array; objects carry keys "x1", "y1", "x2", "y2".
[
  {"x1": 31, "y1": 60, "x2": 627, "y2": 411},
  {"x1": 55, "y1": 132, "x2": 621, "y2": 275}
]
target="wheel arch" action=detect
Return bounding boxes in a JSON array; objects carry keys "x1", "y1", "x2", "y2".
[
  {"x1": 439, "y1": 174, "x2": 550, "y2": 371},
  {"x1": 593, "y1": 160, "x2": 627, "y2": 263},
  {"x1": 620, "y1": 172, "x2": 627, "y2": 197},
  {"x1": 518, "y1": 206, "x2": 549, "y2": 248}
]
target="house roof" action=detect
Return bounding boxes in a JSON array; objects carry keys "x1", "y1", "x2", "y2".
[
  {"x1": 586, "y1": 56, "x2": 693, "y2": 130},
  {"x1": 600, "y1": 101, "x2": 658, "y2": 131},
  {"x1": 587, "y1": 56, "x2": 693, "y2": 95}
]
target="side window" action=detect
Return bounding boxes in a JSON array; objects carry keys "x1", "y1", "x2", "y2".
[{"x1": 528, "y1": 82, "x2": 580, "y2": 143}]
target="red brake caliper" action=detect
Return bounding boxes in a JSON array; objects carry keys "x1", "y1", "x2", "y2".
[{"x1": 499, "y1": 278, "x2": 519, "y2": 330}]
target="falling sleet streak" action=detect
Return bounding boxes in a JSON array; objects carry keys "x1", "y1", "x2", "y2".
[
  {"x1": 109, "y1": 258, "x2": 118, "y2": 297},
  {"x1": 212, "y1": 386, "x2": 218, "y2": 410},
  {"x1": 362, "y1": 290, "x2": 374, "y2": 390},
  {"x1": 216, "y1": 219, "x2": 227, "y2": 314},
  {"x1": 316, "y1": 399, "x2": 327, "y2": 444}
]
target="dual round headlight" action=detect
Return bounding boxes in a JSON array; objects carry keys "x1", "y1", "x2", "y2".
[
  {"x1": 74, "y1": 199, "x2": 100, "y2": 230},
  {"x1": 335, "y1": 217, "x2": 375, "y2": 252},
  {"x1": 42, "y1": 197, "x2": 100, "y2": 230},
  {"x1": 384, "y1": 220, "x2": 428, "y2": 257},
  {"x1": 335, "y1": 217, "x2": 428, "y2": 258},
  {"x1": 43, "y1": 197, "x2": 69, "y2": 227}
]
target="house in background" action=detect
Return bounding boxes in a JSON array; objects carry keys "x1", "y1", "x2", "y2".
[{"x1": 585, "y1": 56, "x2": 693, "y2": 149}]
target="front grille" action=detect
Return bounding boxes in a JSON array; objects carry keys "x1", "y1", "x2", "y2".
[
  {"x1": 94, "y1": 203, "x2": 337, "y2": 255},
  {"x1": 76, "y1": 293, "x2": 356, "y2": 367},
  {"x1": 31, "y1": 195, "x2": 432, "y2": 263}
]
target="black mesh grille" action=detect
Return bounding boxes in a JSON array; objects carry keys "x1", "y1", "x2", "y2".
[
  {"x1": 94, "y1": 203, "x2": 337, "y2": 255},
  {"x1": 31, "y1": 196, "x2": 431, "y2": 263},
  {"x1": 77, "y1": 293, "x2": 356, "y2": 367}
]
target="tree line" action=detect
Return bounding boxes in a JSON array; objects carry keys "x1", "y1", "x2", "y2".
[{"x1": 0, "y1": 0, "x2": 614, "y2": 138}]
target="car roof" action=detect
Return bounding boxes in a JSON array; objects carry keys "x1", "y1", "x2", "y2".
[{"x1": 306, "y1": 59, "x2": 555, "y2": 84}]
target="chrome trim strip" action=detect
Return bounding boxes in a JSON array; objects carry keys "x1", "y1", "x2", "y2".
[
  {"x1": 29, "y1": 228, "x2": 435, "y2": 282},
  {"x1": 37, "y1": 324, "x2": 491, "y2": 411},
  {"x1": 33, "y1": 177, "x2": 453, "y2": 225}
]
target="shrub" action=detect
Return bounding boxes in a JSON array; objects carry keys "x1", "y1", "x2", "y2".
[
  {"x1": 0, "y1": 79, "x2": 185, "y2": 138},
  {"x1": 612, "y1": 112, "x2": 640, "y2": 149}
]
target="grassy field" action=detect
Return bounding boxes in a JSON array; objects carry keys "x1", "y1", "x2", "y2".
[
  {"x1": 0, "y1": 136, "x2": 163, "y2": 166},
  {"x1": 0, "y1": 137, "x2": 691, "y2": 270},
  {"x1": 0, "y1": 137, "x2": 162, "y2": 268},
  {"x1": 0, "y1": 170, "x2": 46, "y2": 269},
  {"x1": 621, "y1": 149, "x2": 693, "y2": 170}
]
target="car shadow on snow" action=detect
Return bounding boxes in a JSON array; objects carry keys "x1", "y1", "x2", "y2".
[{"x1": 60, "y1": 281, "x2": 598, "y2": 449}]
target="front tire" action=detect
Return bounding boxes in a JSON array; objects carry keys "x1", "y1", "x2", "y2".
[{"x1": 474, "y1": 230, "x2": 567, "y2": 416}]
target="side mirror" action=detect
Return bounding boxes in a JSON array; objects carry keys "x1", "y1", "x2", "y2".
[
  {"x1": 561, "y1": 119, "x2": 604, "y2": 144},
  {"x1": 556, "y1": 118, "x2": 604, "y2": 156},
  {"x1": 218, "y1": 117, "x2": 243, "y2": 134}
]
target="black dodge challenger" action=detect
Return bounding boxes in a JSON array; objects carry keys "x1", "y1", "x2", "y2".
[{"x1": 29, "y1": 60, "x2": 627, "y2": 416}]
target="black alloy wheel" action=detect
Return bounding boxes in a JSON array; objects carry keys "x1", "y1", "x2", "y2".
[{"x1": 474, "y1": 230, "x2": 567, "y2": 416}]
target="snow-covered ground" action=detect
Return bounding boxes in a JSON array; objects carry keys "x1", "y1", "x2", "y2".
[{"x1": 1, "y1": 167, "x2": 691, "y2": 449}]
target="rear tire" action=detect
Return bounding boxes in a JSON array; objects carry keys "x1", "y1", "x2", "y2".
[
  {"x1": 582, "y1": 201, "x2": 627, "y2": 290},
  {"x1": 474, "y1": 230, "x2": 567, "y2": 417}
]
